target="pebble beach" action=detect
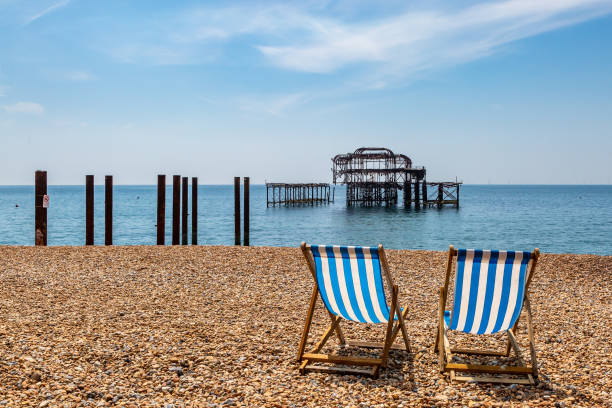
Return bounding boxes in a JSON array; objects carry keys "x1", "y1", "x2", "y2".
[{"x1": 0, "y1": 245, "x2": 610, "y2": 407}]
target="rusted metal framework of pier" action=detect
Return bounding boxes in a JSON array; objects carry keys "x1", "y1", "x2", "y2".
[
  {"x1": 266, "y1": 183, "x2": 333, "y2": 207},
  {"x1": 332, "y1": 147, "x2": 461, "y2": 208},
  {"x1": 332, "y1": 147, "x2": 426, "y2": 207},
  {"x1": 423, "y1": 181, "x2": 462, "y2": 208}
]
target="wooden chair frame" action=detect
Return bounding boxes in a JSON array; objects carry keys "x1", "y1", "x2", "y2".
[
  {"x1": 434, "y1": 245, "x2": 540, "y2": 384},
  {"x1": 297, "y1": 242, "x2": 411, "y2": 378}
]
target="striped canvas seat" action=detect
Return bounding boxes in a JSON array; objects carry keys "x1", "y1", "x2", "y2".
[
  {"x1": 309, "y1": 245, "x2": 391, "y2": 323},
  {"x1": 447, "y1": 249, "x2": 532, "y2": 334}
]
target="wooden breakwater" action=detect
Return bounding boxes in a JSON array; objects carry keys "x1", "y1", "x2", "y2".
[{"x1": 33, "y1": 171, "x2": 251, "y2": 247}]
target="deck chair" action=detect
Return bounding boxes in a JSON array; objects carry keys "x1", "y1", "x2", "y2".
[
  {"x1": 297, "y1": 242, "x2": 411, "y2": 378},
  {"x1": 435, "y1": 246, "x2": 540, "y2": 384}
]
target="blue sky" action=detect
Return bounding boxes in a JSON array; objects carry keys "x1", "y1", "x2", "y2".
[{"x1": 1, "y1": 0, "x2": 611, "y2": 185}]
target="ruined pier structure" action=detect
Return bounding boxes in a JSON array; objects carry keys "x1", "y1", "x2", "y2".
[
  {"x1": 266, "y1": 183, "x2": 334, "y2": 207},
  {"x1": 332, "y1": 147, "x2": 460, "y2": 208}
]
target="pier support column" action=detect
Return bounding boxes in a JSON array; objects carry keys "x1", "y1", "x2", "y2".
[
  {"x1": 438, "y1": 184, "x2": 443, "y2": 209},
  {"x1": 414, "y1": 180, "x2": 421, "y2": 209},
  {"x1": 456, "y1": 184, "x2": 460, "y2": 209},
  {"x1": 404, "y1": 181, "x2": 411, "y2": 208}
]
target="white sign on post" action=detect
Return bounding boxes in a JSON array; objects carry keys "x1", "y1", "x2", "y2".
[{"x1": 42, "y1": 194, "x2": 49, "y2": 208}]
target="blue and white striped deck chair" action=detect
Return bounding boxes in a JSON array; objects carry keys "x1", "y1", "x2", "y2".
[
  {"x1": 436, "y1": 246, "x2": 541, "y2": 385},
  {"x1": 297, "y1": 242, "x2": 411, "y2": 378}
]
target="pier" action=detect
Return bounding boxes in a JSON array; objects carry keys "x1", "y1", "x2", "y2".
[
  {"x1": 266, "y1": 183, "x2": 333, "y2": 207},
  {"x1": 332, "y1": 147, "x2": 461, "y2": 208},
  {"x1": 423, "y1": 181, "x2": 462, "y2": 208}
]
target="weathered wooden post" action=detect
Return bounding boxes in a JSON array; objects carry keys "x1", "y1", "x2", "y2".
[
  {"x1": 105, "y1": 175, "x2": 113, "y2": 245},
  {"x1": 192, "y1": 177, "x2": 198, "y2": 245},
  {"x1": 244, "y1": 177, "x2": 250, "y2": 246},
  {"x1": 34, "y1": 170, "x2": 47, "y2": 246},
  {"x1": 181, "y1": 177, "x2": 188, "y2": 245},
  {"x1": 157, "y1": 175, "x2": 165, "y2": 245},
  {"x1": 422, "y1": 180, "x2": 428, "y2": 207},
  {"x1": 438, "y1": 183, "x2": 444, "y2": 209},
  {"x1": 234, "y1": 177, "x2": 240, "y2": 246},
  {"x1": 414, "y1": 180, "x2": 421, "y2": 209},
  {"x1": 172, "y1": 175, "x2": 180, "y2": 245},
  {"x1": 86, "y1": 175, "x2": 94, "y2": 245}
]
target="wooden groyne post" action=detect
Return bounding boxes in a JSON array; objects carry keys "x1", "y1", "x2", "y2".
[
  {"x1": 244, "y1": 177, "x2": 249, "y2": 246},
  {"x1": 172, "y1": 175, "x2": 180, "y2": 245},
  {"x1": 105, "y1": 175, "x2": 113, "y2": 245},
  {"x1": 157, "y1": 175, "x2": 165, "y2": 245},
  {"x1": 192, "y1": 177, "x2": 198, "y2": 245},
  {"x1": 234, "y1": 177, "x2": 240, "y2": 245},
  {"x1": 86, "y1": 175, "x2": 94, "y2": 245},
  {"x1": 34, "y1": 170, "x2": 47, "y2": 246},
  {"x1": 181, "y1": 177, "x2": 188, "y2": 245}
]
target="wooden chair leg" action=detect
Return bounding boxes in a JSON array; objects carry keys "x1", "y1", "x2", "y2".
[
  {"x1": 387, "y1": 306, "x2": 410, "y2": 346},
  {"x1": 380, "y1": 285, "x2": 398, "y2": 367},
  {"x1": 393, "y1": 298, "x2": 411, "y2": 353},
  {"x1": 505, "y1": 324, "x2": 518, "y2": 356},
  {"x1": 438, "y1": 287, "x2": 446, "y2": 373},
  {"x1": 525, "y1": 298, "x2": 538, "y2": 380},
  {"x1": 297, "y1": 287, "x2": 319, "y2": 361},
  {"x1": 328, "y1": 310, "x2": 346, "y2": 345},
  {"x1": 442, "y1": 321, "x2": 536, "y2": 385}
]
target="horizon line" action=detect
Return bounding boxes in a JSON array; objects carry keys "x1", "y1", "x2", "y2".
[{"x1": 1, "y1": 183, "x2": 611, "y2": 187}]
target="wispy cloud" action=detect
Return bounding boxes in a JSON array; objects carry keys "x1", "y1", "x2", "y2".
[
  {"x1": 105, "y1": 0, "x2": 612, "y2": 89},
  {"x1": 238, "y1": 92, "x2": 311, "y2": 116},
  {"x1": 65, "y1": 70, "x2": 97, "y2": 81},
  {"x1": 257, "y1": 0, "x2": 612, "y2": 81},
  {"x1": 2, "y1": 101, "x2": 45, "y2": 114},
  {"x1": 25, "y1": 0, "x2": 69, "y2": 25}
]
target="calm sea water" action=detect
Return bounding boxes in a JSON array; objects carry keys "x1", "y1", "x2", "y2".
[{"x1": 0, "y1": 185, "x2": 611, "y2": 255}]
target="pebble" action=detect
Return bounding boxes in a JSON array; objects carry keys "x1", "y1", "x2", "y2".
[{"x1": 0, "y1": 246, "x2": 609, "y2": 406}]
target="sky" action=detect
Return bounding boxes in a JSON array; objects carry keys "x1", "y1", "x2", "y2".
[{"x1": 1, "y1": 0, "x2": 612, "y2": 185}]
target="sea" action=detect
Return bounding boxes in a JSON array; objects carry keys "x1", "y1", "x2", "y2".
[{"x1": 0, "y1": 185, "x2": 611, "y2": 255}]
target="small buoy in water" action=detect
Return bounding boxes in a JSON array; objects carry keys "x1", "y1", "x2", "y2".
[{"x1": 15, "y1": 204, "x2": 19, "y2": 208}]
